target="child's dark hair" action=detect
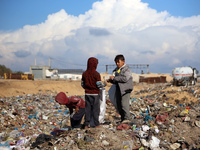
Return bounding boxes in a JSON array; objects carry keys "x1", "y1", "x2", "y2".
[{"x1": 114, "y1": 54, "x2": 125, "y2": 62}]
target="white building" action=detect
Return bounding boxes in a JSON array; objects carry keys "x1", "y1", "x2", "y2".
[
  {"x1": 46, "y1": 69, "x2": 58, "y2": 78},
  {"x1": 29, "y1": 65, "x2": 84, "y2": 80},
  {"x1": 51, "y1": 69, "x2": 84, "y2": 80},
  {"x1": 30, "y1": 65, "x2": 50, "y2": 79}
]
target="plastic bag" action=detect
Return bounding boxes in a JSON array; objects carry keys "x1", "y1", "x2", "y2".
[
  {"x1": 31, "y1": 133, "x2": 55, "y2": 148},
  {"x1": 108, "y1": 84, "x2": 117, "y2": 109},
  {"x1": 99, "y1": 88, "x2": 106, "y2": 123},
  {"x1": 149, "y1": 136, "x2": 160, "y2": 149},
  {"x1": 90, "y1": 88, "x2": 106, "y2": 126}
]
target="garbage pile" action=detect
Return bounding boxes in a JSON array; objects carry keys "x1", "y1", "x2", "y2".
[{"x1": 0, "y1": 83, "x2": 200, "y2": 150}]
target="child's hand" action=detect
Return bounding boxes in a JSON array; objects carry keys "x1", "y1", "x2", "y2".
[
  {"x1": 96, "y1": 81, "x2": 107, "y2": 88},
  {"x1": 106, "y1": 79, "x2": 110, "y2": 82},
  {"x1": 109, "y1": 76, "x2": 114, "y2": 80},
  {"x1": 107, "y1": 76, "x2": 114, "y2": 83},
  {"x1": 75, "y1": 107, "x2": 79, "y2": 113}
]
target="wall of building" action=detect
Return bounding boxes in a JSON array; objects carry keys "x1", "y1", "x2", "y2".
[
  {"x1": 46, "y1": 69, "x2": 58, "y2": 78},
  {"x1": 51, "y1": 73, "x2": 82, "y2": 80},
  {"x1": 30, "y1": 65, "x2": 50, "y2": 79}
]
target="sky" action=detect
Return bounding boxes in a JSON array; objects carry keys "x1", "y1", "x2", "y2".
[{"x1": 0, "y1": 0, "x2": 200, "y2": 74}]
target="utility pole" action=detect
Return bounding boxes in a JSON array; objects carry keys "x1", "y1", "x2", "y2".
[
  {"x1": 35, "y1": 57, "x2": 37, "y2": 65},
  {"x1": 106, "y1": 65, "x2": 108, "y2": 73},
  {"x1": 49, "y1": 57, "x2": 51, "y2": 69},
  {"x1": 147, "y1": 64, "x2": 149, "y2": 74}
]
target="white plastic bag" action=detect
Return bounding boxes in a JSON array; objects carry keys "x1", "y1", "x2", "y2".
[
  {"x1": 99, "y1": 88, "x2": 106, "y2": 123},
  {"x1": 90, "y1": 88, "x2": 106, "y2": 126},
  {"x1": 149, "y1": 136, "x2": 160, "y2": 149},
  {"x1": 108, "y1": 84, "x2": 117, "y2": 109}
]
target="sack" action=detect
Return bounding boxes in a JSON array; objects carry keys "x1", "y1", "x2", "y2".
[
  {"x1": 108, "y1": 84, "x2": 117, "y2": 109},
  {"x1": 99, "y1": 88, "x2": 106, "y2": 123},
  {"x1": 90, "y1": 88, "x2": 106, "y2": 126}
]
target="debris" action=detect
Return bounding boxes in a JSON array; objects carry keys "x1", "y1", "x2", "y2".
[
  {"x1": 102, "y1": 140, "x2": 109, "y2": 146},
  {"x1": 170, "y1": 143, "x2": 181, "y2": 150},
  {"x1": 0, "y1": 82, "x2": 200, "y2": 149}
]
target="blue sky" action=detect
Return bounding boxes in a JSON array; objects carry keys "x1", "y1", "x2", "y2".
[
  {"x1": 0, "y1": 0, "x2": 200, "y2": 74},
  {"x1": 0, "y1": 0, "x2": 100, "y2": 31},
  {"x1": 1, "y1": 0, "x2": 200, "y2": 31},
  {"x1": 142, "y1": 0, "x2": 200, "y2": 17}
]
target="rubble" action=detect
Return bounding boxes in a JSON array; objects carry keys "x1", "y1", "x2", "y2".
[{"x1": 0, "y1": 83, "x2": 200, "y2": 150}]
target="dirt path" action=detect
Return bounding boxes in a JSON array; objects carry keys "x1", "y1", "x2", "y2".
[{"x1": 0, "y1": 79, "x2": 85, "y2": 97}]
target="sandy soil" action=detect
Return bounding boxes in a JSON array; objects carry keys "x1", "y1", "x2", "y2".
[
  {"x1": 0, "y1": 73, "x2": 173, "y2": 97},
  {"x1": 0, "y1": 77, "x2": 199, "y2": 106},
  {"x1": 0, "y1": 79, "x2": 85, "y2": 97}
]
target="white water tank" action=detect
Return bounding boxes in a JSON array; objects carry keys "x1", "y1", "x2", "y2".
[{"x1": 172, "y1": 67, "x2": 193, "y2": 80}]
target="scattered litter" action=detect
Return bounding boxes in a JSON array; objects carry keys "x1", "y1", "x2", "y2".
[{"x1": 0, "y1": 82, "x2": 200, "y2": 149}]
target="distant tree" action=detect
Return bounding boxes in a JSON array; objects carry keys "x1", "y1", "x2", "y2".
[
  {"x1": 0, "y1": 65, "x2": 12, "y2": 75},
  {"x1": 14, "y1": 71, "x2": 24, "y2": 74}
]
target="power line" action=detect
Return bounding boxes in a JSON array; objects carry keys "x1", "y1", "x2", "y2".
[
  {"x1": 105, "y1": 64, "x2": 150, "y2": 73},
  {"x1": 49, "y1": 57, "x2": 86, "y2": 68},
  {"x1": 50, "y1": 57, "x2": 107, "y2": 68},
  {"x1": 49, "y1": 57, "x2": 149, "y2": 73}
]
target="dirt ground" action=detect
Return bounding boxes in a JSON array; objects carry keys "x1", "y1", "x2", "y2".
[
  {"x1": 0, "y1": 79, "x2": 85, "y2": 98},
  {"x1": 0, "y1": 75, "x2": 200, "y2": 150},
  {"x1": 0, "y1": 75, "x2": 198, "y2": 106},
  {"x1": 0, "y1": 73, "x2": 173, "y2": 98}
]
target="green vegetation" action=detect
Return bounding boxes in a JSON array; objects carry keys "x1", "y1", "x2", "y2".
[
  {"x1": 0, "y1": 65, "x2": 12, "y2": 75},
  {"x1": 0, "y1": 65, "x2": 25, "y2": 79},
  {"x1": 14, "y1": 71, "x2": 24, "y2": 74},
  {"x1": 0, "y1": 65, "x2": 25, "y2": 76}
]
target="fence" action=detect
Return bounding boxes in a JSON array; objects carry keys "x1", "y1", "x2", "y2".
[
  {"x1": 139, "y1": 76, "x2": 166, "y2": 84},
  {"x1": 4, "y1": 73, "x2": 34, "y2": 80}
]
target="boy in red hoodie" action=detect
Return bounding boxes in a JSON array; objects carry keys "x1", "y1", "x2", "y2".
[{"x1": 81, "y1": 57, "x2": 105, "y2": 128}]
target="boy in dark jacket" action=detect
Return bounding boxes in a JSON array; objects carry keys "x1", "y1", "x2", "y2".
[
  {"x1": 81, "y1": 57, "x2": 104, "y2": 128},
  {"x1": 107, "y1": 54, "x2": 133, "y2": 123},
  {"x1": 55, "y1": 92, "x2": 85, "y2": 128}
]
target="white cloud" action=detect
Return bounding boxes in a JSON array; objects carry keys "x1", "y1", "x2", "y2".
[
  {"x1": 172, "y1": 58, "x2": 181, "y2": 65},
  {"x1": 0, "y1": 0, "x2": 200, "y2": 73}
]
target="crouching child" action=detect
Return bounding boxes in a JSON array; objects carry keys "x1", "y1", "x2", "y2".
[{"x1": 55, "y1": 92, "x2": 85, "y2": 129}]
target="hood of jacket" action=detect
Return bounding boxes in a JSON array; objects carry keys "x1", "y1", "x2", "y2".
[
  {"x1": 55, "y1": 92, "x2": 69, "y2": 105},
  {"x1": 87, "y1": 57, "x2": 98, "y2": 71}
]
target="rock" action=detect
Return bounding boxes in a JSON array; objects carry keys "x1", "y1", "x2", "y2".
[
  {"x1": 195, "y1": 120, "x2": 200, "y2": 127},
  {"x1": 102, "y1": 140, "x2": 109, "y2": 146},
  {"x1": 170, "y1": 143, "x2": 181, "y2": 150},
  {"x1": 141, "y1": 139, "x2": 150, "y2": 147},
  {"x1": 184, "y1": 116, "x2": 190, "y2": 122}
]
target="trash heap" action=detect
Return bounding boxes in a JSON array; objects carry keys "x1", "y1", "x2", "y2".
[{"x1": 0, "y1": 83, "x2": 200, "y2": 150}]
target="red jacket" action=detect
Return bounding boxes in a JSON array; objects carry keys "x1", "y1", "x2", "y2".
[
  {"x1": 82, "y1": 57, "x2": 101, "y2": 94},
  {"x1": 66, "y1": 96, "x2": 85, "y2": 113},
  {"x1": 55, "y1": 92, "x2": 85, "y2": 114}
]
